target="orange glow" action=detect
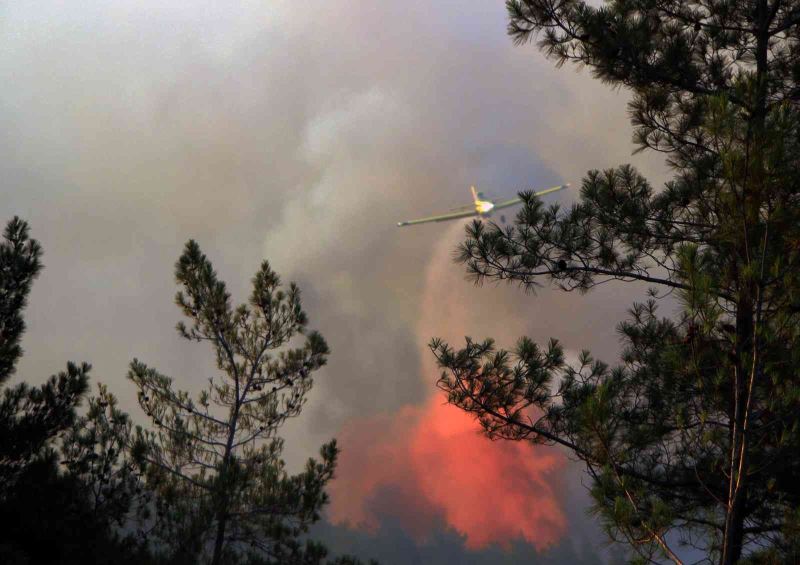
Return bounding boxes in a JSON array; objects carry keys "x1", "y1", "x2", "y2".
[
  {"x1": 329, "y1": 223, "x2": 569, "y2": 549},
  {"x1": 329, "y1": 395, "x2": 567, "y2": 550}
]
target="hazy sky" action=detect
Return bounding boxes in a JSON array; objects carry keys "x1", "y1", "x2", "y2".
[{"x1": 2, "y1": 1, "x2": 670, "y2": 563}]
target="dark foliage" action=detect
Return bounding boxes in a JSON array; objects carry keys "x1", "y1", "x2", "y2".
[
  {"x1": 130, "y1": 240, "x2": 373, "y2": 565},
  {"x1": 433, "y1": 2, "x2": 800, "y2": 563},
  {"x1": 0, "y1": 452, "x2": 151, "y2": 565},
  {"x1": 0, "y1": 217, "x2": 89, "y2": 489},
  {"x1": 0, "y1": 217, "x2": 41, "y2": 384},
  {"x1": 0, "y1": 217, "x2": 153, "y2": 563}
]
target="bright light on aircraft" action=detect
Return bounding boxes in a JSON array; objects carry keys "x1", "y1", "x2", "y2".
[{"x1": 396, "y1": 183, "x2": 569, "y2": 227}]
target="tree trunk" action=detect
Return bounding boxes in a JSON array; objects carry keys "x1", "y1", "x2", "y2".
[
  {"x1": 720, "y1": 299, "x2": 751, "y2": 565},
  {"x1": 720, "y1": 5, "x2": 771, "y2": 562},
  {"x1": 211, "y1": 440, "x2": 236, "y2": 565},
  {"x1": 211, "y1": 508, "x2": 228, "y2": 565},
  {"x1": 721, "y1": 485, "x2": 748, "y2": 565}
]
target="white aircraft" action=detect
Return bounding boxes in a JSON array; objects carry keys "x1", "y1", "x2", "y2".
[{"x1": 396, "y1": 183, "x2": 569, "y2": 227}]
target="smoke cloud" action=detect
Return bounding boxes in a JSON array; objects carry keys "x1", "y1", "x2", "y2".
[{"x1": 2, "y1": 1, "x2": 670, "y2": 561}]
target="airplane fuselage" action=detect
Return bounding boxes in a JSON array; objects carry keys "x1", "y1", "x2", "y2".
[{"x1": 475, "y1": 199, "x2": 495, "y2": 215}]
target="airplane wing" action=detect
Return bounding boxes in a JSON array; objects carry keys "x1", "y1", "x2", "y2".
[
  {"x1": 492, "y1": 183, "x2": 570, "y2": 210},
  {"x1": 397, "y1": 209, "x2": 477, "y2": 227}
]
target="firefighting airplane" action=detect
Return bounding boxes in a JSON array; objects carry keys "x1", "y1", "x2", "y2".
[{"x1": 396, "y1": 183, "x2": 570, "y2": 227}]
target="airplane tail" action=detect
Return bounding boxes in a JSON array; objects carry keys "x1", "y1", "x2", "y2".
[{"x1": 470, "y1": 186, "x2": 479, "y2": 203}]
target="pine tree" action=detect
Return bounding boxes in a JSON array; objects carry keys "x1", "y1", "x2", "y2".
[
  {"x1": 0, "y1": 217, "x2": 153, "y2": 563},
  {"x1": 432, "y1": 2, "x2": 800, "y2": 563},
  {"x1": 129, "y1": 240, "x2": 345, "y2": 565},
  {"x1": 0, "y1": 217, "x2": 88, "y2": 488},
  {"x1": 60, "y1": 382, "x2": 149, "y2": 536}
]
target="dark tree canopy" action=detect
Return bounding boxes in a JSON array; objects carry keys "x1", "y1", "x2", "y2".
[
  {"x1": 0, "y1": 217, "x2": 150, "y2": 564},
  {"x1": 129, "y1": 240, "x2": 371, "y2": 565},
  {"x1": 0, "y1": 217, "x2": 89, "y2": 488},
  {"x1": 433, "y1": 2, "x2": 800, "y2": 564},
  {"x1": 0, "y1": 217, "x2": 41, "y2": 384},
  {"x1": 0, "y1": 219, "x2": 375, "y2": 565}
]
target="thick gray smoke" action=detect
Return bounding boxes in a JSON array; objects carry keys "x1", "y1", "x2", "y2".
[{"x1": 2, "y1": 1, "x2": 668, "y2": 561}]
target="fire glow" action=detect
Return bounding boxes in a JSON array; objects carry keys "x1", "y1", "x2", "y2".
[{"x1": 329, "y1": 224, "x2": 568, "y2": 550}]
